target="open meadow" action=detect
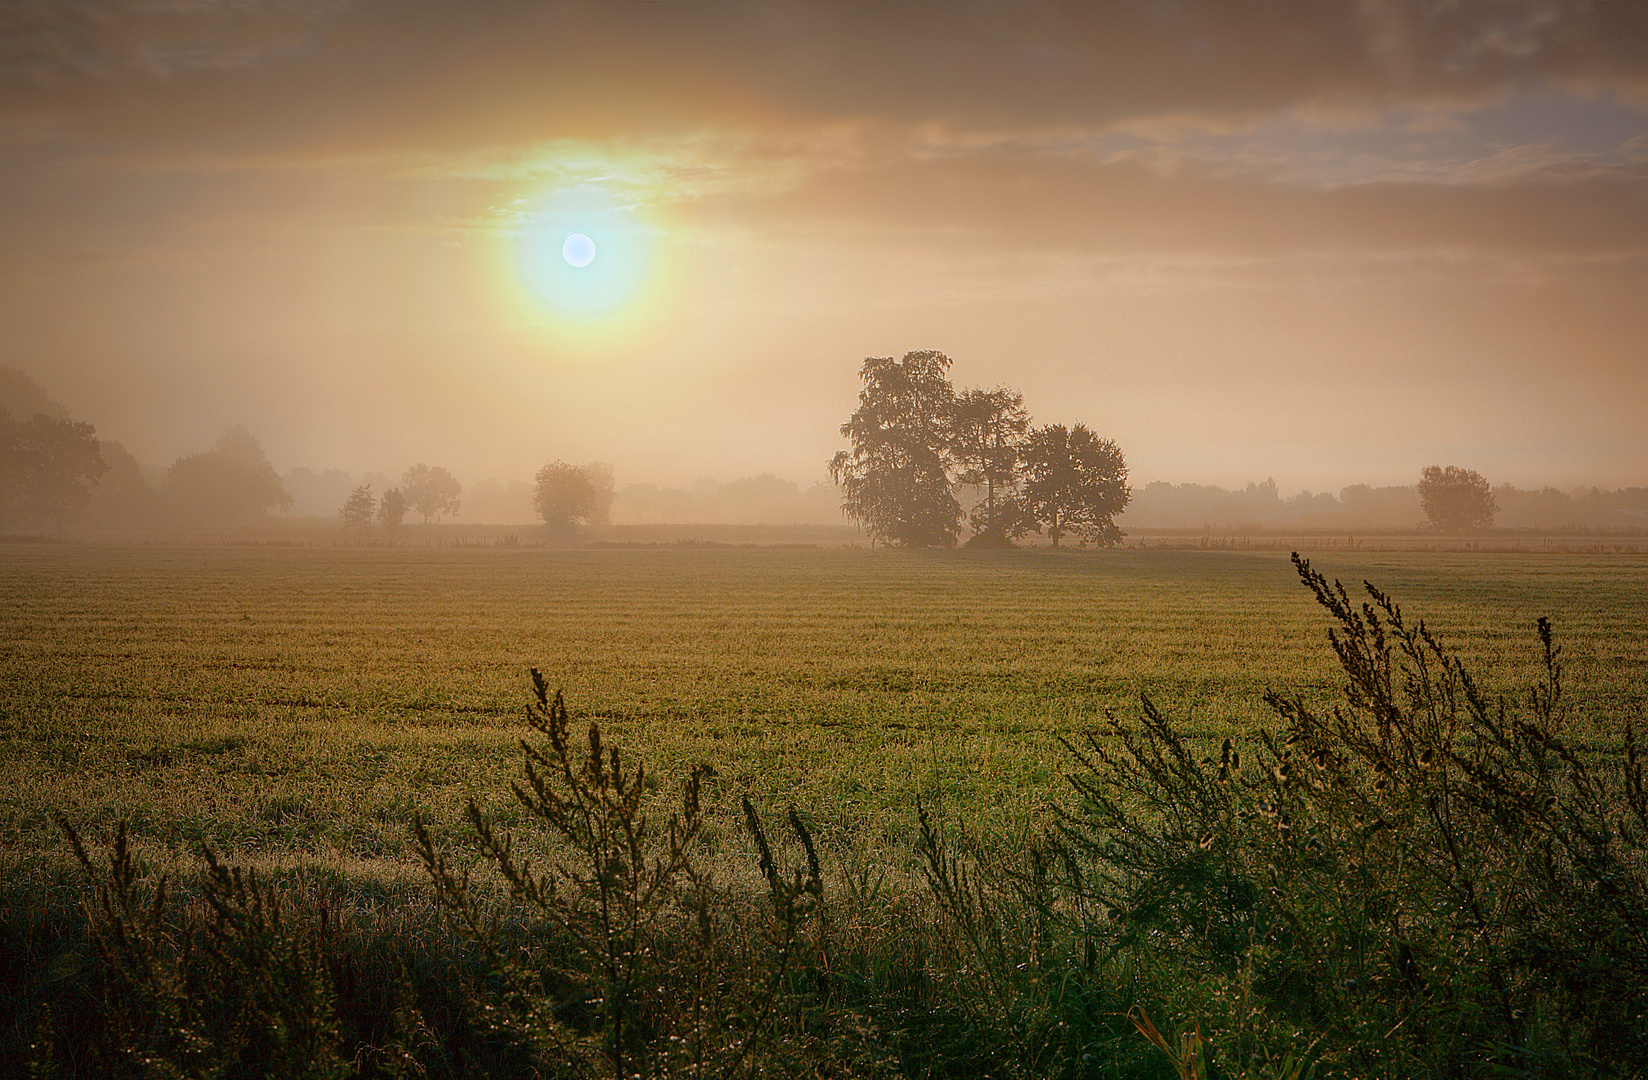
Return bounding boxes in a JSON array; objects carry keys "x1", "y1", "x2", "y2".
[
  {"x1": 4, "y1": 541, "x2": 1648, "y2": 1077},
  {"x1": 6, "y1": 543, "x2": 1645, "y2": 866}
]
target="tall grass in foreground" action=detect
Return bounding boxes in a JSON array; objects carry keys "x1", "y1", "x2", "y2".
[
  {"x1": 15, "y1": 553, "x2": 1647, "y2": 1077},
  {"x1": 1039, "y1": 552, "x2": 1648, "y2": 1076}
]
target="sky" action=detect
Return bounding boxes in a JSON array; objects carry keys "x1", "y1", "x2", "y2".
[{"x1": 3, "y1": 0, "x2": 1646, "y2": 497}]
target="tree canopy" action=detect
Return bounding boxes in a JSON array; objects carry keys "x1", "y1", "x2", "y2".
[
  {"x1": 1418, "y1": 465, "x2": 1498, "y2": 531},
  {"x1": 377, "y1": 487, "x2": 408, "y2": 529},
  {"x1": 339, "y1": 484, "x2": 376, "y2": 531},
  {"x1": 830, "y1": 351, "x2": 962, "y2": 547},
  {"x1": 164, "y1": 425, "x2": 292, "y2": 524},
  {"x1": 950, "y1": 386, "x2": 1033, "y2": 545},
  {"x1": 1021, "y1": 423, "x2": 1131, "y2": 547},
  {"x1": 0, "y1": 410, "x2": 109, "y2": 530},
  {"x1": 830, "y1": 353, "x2": 1130, "y2": 548},
  {"x1": 402, "y1": 464, "x2": 462, "y2": 524},
  {"x1": 533, "y1": 461, "x2": 614, "y2": 534}
]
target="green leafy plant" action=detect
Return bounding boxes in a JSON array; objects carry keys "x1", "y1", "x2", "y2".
[
  {"x1": 412, "y1": 669, "x2": 829, "y2": 1079},
  {"x1": 52, "y1": 820, "x2": 362, "y2": 1079},
  {"x1": 1053, "y1": 552, "x2": 1648, "y2": 1076}
]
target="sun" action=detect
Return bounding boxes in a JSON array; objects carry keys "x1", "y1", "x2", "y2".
[
  {"x1": 562, "y1": 232, "x2": 596, "y2": 267},
  {"x1": 510, "y1": 184, "x2": 663, "y2": 328}
]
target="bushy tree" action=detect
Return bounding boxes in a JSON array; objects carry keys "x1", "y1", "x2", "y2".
[
  {"x1": 0, "y1": 410, "x2": 109, "y2": 530},
  {"x1": 1418, "y1": 464, "x2": 1497, "y2": 530},
  {"x1": 85, "y1": 439, "x2": 155, "y2": 526},
  {"x1": 0, "y1": 366, "x2": 69, "y2": 422},
  {"x1": 401, "y1": 464, "x2": 461, "y2": 524},
  {"x1": 951, "y1": 386, "x2": 1034, "y2": 545},
  {"x1": 338, "y1": 484, "x2": 375, "y2": 531},
  {"x1": 376, "y1": 487, "x2": 408, "y2": 529},
  {"x1": 163, "y1": 425, "x2": 292, "y2": 524},
  {"x1": 1022, "y1": 423, "x2": 1130, "y2": 547},
  {"x1": 830, "y1": 350, "x2": 961, "y2": 547},
  {"x1": 533, "y1": 460, "x2": 612, "y2": 534}
]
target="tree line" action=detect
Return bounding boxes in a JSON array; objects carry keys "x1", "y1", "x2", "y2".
[
  {"x1": 6, "y1": 364, "x2": 1643, "y2": 536},
  {"x1": 830, "y1": 350, "x2": 1131, "y2": 547}
]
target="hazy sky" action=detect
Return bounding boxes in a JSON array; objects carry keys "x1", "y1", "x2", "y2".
[{"x1": 4, "y1": 0, "x2": 1645, "y2": 494}]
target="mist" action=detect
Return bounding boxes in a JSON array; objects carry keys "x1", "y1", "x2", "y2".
[{"x1": 3, "y1": 2, "x2": 1645, "y2": 509}]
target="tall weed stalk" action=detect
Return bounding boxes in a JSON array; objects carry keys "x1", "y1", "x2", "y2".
[
  {"x1": 412, "y1": 668, "x2": 830, "y2": 1079},
  {"x1": 1051, "y1": 552, "x2": 1648, "y2": 1076}
]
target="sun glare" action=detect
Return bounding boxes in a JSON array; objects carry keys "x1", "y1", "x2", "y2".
[{"x1": 502, "y1": 183, "x2": 676, "y2": 353}]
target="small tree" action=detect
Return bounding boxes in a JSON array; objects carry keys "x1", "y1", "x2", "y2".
[
  {"x1": 401, "y1": 464, "x2": 461, "y2": 525},
  {"x1": 1418, "y1": 465, "x2": 1498, "y2": 531},
  {"x1": 338, "y1": 484, "x2": 375, "y2": 532},
  {"x1": 376, "y1": 487, "x2": 408, "y2": 529},
  {"x1": 533, "y1": 461, "x2": 609, "y2": 535},
  {"x1": 830, "y1": 350, "x2": 961, "y2": 547},
  {"x1": 1022, "y1": 423, "x2": 1130, "y2": 547}
]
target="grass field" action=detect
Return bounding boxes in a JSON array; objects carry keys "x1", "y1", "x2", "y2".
[
  {"x1": 6, "y1": 542, "x2": 1648, "y2": 1077},
  {"x1": 4, "y1": 543, "x2": 1645, "y2": 869}
]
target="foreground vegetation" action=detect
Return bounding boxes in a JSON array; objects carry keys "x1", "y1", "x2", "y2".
[{"x1": 3, "y1": 545, "x2": 1646, "y2": 1076}]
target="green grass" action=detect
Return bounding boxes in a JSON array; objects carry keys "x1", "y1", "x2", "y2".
[
  {"x1": 6, "y1": 542, "x2": 1648, "y2": 1077},
  {"x1": 4, "y1": 544, "x2": 1645, "y2": 872}
]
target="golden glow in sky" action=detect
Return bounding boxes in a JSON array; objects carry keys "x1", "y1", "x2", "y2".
[
  {"x1": 3, "y1": 1, "x2": 1646, "y2": 493},
  {"x1": 496, "y1": 181, "x2": 679, "y2": 354}
]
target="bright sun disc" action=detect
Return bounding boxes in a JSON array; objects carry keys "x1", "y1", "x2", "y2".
[
  {"x1": 512, "y1": 185, "x2": 660, "y2": 324},
  {"x1": 562, "y1": 232, "x2": 596, "y2": 267}
]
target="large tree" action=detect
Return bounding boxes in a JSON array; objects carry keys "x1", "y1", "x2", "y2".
[
  {"x1": 830, "y1": 350, "x2": 961, "y2": 547},
  {"x1": 1022, "y1": 423, "x2": 1131, "y2": 547},
  {"x1": 1418, "y1": 465, "x2": 1498, "y2": 531},
  {"x1": 164, "y1": 425, "x2": 292, "y2": 524},
  {"x1": 402, "y1": 464, "x2": 462, "y2": 524},
  {"x1": 0, "y1": 410, "x2": 109, "y2": 530},
  {"x1": 950, "y1": 386, "x2": 1033, "y2": 545},
  {"x1": 534, "y1": 460, "x2": 613, "y2": 534}
]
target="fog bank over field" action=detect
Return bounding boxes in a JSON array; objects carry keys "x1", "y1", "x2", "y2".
[{"x1": 5, "y1": 364, "x2": 1645, "y2": 538}]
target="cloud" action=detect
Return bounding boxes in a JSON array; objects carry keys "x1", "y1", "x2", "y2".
[{"x1": 6, "y1": 1, "x2": 1645, "y2": 168}]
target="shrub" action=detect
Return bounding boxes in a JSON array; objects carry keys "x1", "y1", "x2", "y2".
[
  {"x1": 1050, "y1": 552, "x2": 1648, "y2": 1076},
  {"x1": 412, "y1": 668, "x2": 833, "y2": 1079}
]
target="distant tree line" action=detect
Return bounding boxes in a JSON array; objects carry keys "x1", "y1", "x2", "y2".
[
  {"x1": 1125, "y1": 468, "x2": 1646, "y2": 533},
  {"x1": 6, "y1": 366, "x2": 1644, "y2": 537},
  {"x1": 830, "y1": 350, "x2": 1131, "y2": 548}
]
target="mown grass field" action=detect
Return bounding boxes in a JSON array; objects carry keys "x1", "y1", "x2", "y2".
[{"x1": 4, "y1": 542, "x2": 1645, "y2": 875}]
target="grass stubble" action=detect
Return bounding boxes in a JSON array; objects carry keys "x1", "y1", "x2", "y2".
[{"x1": 2, "y1": 544, "x2": 1646, "y2": 1076}]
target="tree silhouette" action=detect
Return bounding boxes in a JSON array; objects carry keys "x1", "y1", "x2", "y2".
[
  {"x1": 830, "y1": 351, "x2": 961, "y2": 547},
  {"x1": 950, "y1": 386, "x2": 1033, "y2": 545},
  {"x1": 401, "y1": 464, "x2": 462, "y2": 524},
  {"x1": 338, "y1": 484, "x2": 375, "y2": 531},
  {"x1": 1022, "y1": 423, "x2": 1130, "y2": 547},
  {"x1": 377, "y1": 487, "x2": 408, "y2": 529},
  {"x1": 0, "y1": 410, "x2": 108, "y2": 531},
  {"x1": 533, "y1": 460, "x2": 611, "y2": 534},
  {"x1": 163, "y1": 425, "x2": 291, "y2": 524},
  {"x1": 1418, "y1": 465, "x2": 1497, "y2": 530}
]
